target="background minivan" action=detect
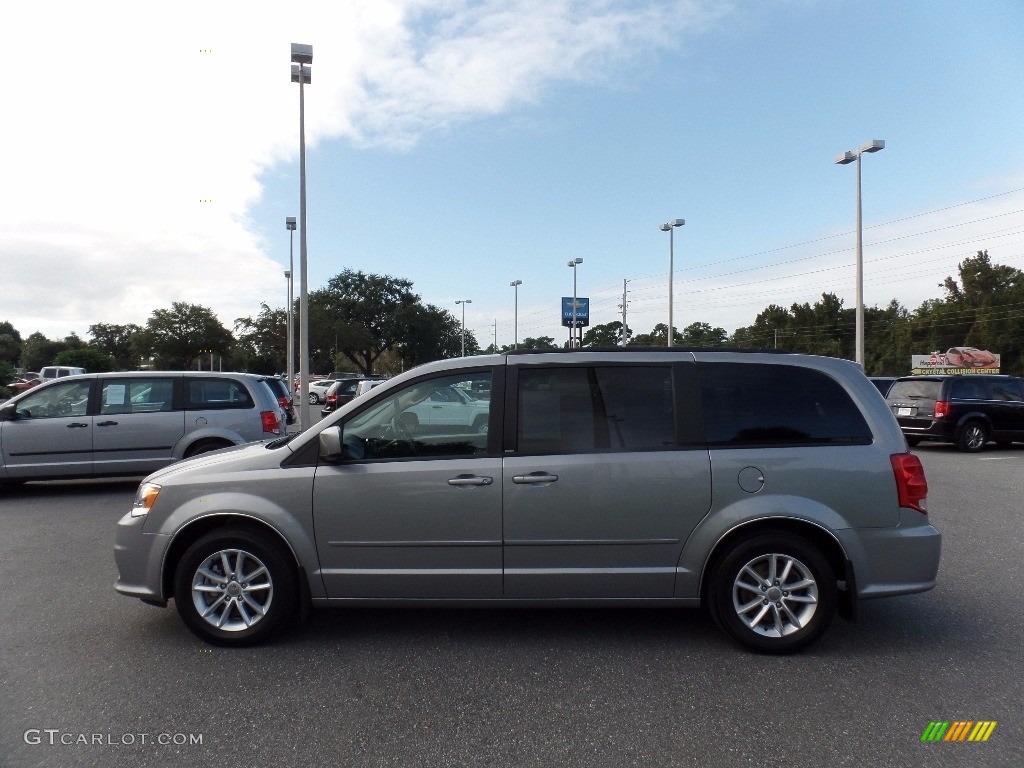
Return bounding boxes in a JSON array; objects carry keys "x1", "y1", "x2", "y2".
[{"x1": 0, "y1": 371, "x2": 284, "y2": 483}]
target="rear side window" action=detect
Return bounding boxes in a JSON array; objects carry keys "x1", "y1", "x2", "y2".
[
  {"x1": 517, "y1": 366, "x2": 675, "y2": 454},
  {"x1": 987, "y1": 379, "x2": 1023, "y2": 401},
  {"x1": 186, "y1": 378, "x2": 254, "y2": 410},
  {"x1": 699, "y1": 363, "x2": 871, "y2": 447},
  {"x1": 950, "y1": 379, "x2": 987, "y2": 400},
  {"x1": 101, "y1": 378, "x2": 175, "y2": 414}
]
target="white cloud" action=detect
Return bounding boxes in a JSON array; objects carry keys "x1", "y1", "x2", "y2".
[{"x1": 0, "y1": 0, "x2": 726, "y2": 341}]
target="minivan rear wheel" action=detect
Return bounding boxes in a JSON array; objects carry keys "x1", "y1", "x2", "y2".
[
  {"x1": 957, "y1": 421, "x2": 988, "y2": 452},
  {"x1": 710, "y1": 534, "x2": 836, "y2": 654},
  {"x1": 173, "y1": 527, "x2": 297, "y2": 646}
]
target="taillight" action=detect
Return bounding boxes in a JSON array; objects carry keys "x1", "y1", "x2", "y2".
[
  {"x1": 261, "y1": 410, "x2": 281, "y2": 435},
  {"x1": 277, "y1": 395, "x2": 290, "y2": 410},
  {"x1": 891, "y1": 453, "x2": 928, "y2": 513},
  {"x1": 326, "y1": 393, "x2": 337, "y2": 404},
  {"x1": 933, "y1": 400, "x2": 950, "y2": 419}
]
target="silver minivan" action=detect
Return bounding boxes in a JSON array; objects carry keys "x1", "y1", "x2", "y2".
[
  {"x1": 0, "y1": 371, "x2": 284, "y2": 483},
  {"x1": 114, "y1": 350, "x2": 941, "y2": 653}
]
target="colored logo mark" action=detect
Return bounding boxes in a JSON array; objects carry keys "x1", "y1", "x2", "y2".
[{"x1": 921, "y1": 721, "x2": 997, "y2": 742}]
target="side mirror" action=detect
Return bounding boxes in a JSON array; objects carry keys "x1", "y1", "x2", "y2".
[
  {"x1": 319, "y1": 426, "x2": 344, "y2": 461},
  {"x1": 0, "y1": 402, "x2": 17, "y2": 422}
]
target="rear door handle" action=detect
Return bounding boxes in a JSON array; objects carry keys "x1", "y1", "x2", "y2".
[
  {"x1": 512, "y1": 472, "x2": 559, "y2": 485},
  {"x1": 447, "y1": 475, "x2": 493, "y2": 487},
  {"x1": 66, "y1": 423, "x2": 89, "y2": 429},
  {"x1": 97, "y1": 421, "x2": 119, "y2": 427}
]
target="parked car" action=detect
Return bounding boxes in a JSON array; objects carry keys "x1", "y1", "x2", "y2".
[
  {"x1": 0, "y1": 371, "x2": 284, "y2": 484},
  {"x1": 868, "y1": 376, "x2": 897, "y2": 396},
  {"x1": 39, "y1": 365, "x2": 86, "y2": 380},
  {"x1": 353, "y1": 378, "x2": 387, "y2": 398},
  {"x1": 115, "y1": 350, "x2": 939, "y2": 653},
  {"x1": 260, "y1": 376, "x2": 295, "y2": 425},
  {"x1": 886, "y1": 373, "x2": 1024, "y2": 451},
  {"x1": 307, "y1": 379, "x2": 341, "y2": 405},
  {"x1": 320, "y1": 378, "x2": 363, "y2": 416},
  {"x1": 6, "y1": 375, "x2": 41, "y2": 393}
]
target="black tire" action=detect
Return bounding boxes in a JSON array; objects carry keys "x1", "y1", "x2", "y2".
[
  {"x1": 957, "y1": 421, "x2": 988, "y2": 453},
  {"x1": 173, "y1": 527, "x2": 297, "y2": 646},
  {"x1": 710, "y1": 533, "x2": 836, "y2": 654},
  {"x1": 905, "y1": 437, "x2": 922, "y2": 447},
  {"x1": 472, "y1": 414, "x2": 488, "y2": 434},
  {"x1": 184, "y1": 439, "x2": 232, "y2": 458},
  {"x1": 308, "y1": 392, "x2": 320, "y2": 405}
]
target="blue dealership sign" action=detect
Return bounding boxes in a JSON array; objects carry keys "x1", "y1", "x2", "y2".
[{"x1": 561, "y1": 297, "x2": 590, "y2": 328}]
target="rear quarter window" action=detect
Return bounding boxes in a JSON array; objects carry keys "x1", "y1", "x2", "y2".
[
  {"x1": 185, "y1": 378, "x2": 255, "y2": 410},
  {"x1": 699, "y1": 363, "x2": 872, "y2": 447}
]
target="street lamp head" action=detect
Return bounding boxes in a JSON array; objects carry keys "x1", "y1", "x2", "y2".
[
  {"x1": 456, "y1": 299, "x2": 472, "y2": 305},
  {"x1": 510, "y1": 280, "x2": 522, "y2": 287},
  {"x1": 835, "y1": 150, "x2": 857, "y2": 165},
  {"x1": 290, "y1": 43, "x2": 313, "y2": 64},
  {"x1": 660, "y1": 219, "x2": 685, "y2": 230},
  {"x1": 286, "y1": 217, "x2": 296, "y2": 230},
  {"x1": 290, "y1": 63, "x2": 311, "y2": 84},
  {"x1": 567, "y1": 258, "x2": 583, "y2": 267},
  {"x1": 860, "y1": 139, "x2": 885, "y2": 153},
  {"x1": 284, "y1": 270, "x2": 291, "y2": 279}
]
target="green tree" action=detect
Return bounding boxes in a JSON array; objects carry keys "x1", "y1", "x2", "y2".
[
  {"x1": 0, "y1": 321, "x2": 23, "y2": 366},
  {"x1": 582, "y1": 321, "x2": 630, "y2": 347},
  {"x1": 629, "y1": 323, "x2": 683, "y2": 346},
  {"x1": 88, "y1": 323, "x2": 144, "y2": 370},
  {"x1": 517, "y1": 336, "x2": 557, "y2": 350},
  {"x1": 680, "y1": 321, "x2": 728, "y2": 347},
  {"x1": 19, "y1": 332, "x2": 67, "y2": 372},
  {"x1": 53, "y1": 347, "x2": 116, "y2": 372},
  {"x1": 233, "y1": 304, "x2": 287, "y2": 374},
  {"x1": 398, "y1": 303, "x2": 477, "y2": 367},
  {"x1": 140, "y1": 302, "x2": 234, "y2": 370}
]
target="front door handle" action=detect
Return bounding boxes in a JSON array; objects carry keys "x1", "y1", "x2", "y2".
[
  {"x1": 66, "y1": 422, "x2": 89, "y2": 429},
  {"x1": 447, "y1": 475, "x2": 493, "y2": 487},
  {"x1": 97, "y1": 420, "x2": 119, "y2": 427},
  {"x1": 512, "y1": 472, "x2": 559, "y2": 485}
]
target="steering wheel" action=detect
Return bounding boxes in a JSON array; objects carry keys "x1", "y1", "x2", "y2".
[{"x1": 381, "y1": 414, "x2": 417, "y2": 456}]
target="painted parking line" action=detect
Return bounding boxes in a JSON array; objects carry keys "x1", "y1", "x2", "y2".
[{"x1": 979, "y1": 457, "x2": 1018, "y2": 461}]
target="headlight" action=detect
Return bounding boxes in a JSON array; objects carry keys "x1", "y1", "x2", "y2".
[{"x1": 131, "y1": 482, "x2": 161, "y2": 517}]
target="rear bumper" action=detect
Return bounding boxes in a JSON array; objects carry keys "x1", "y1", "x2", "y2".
[{"x1": 837, "y1": 510, "x2": 941, "y2": 599}]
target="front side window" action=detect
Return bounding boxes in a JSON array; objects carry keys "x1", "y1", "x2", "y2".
[
  {"x1": 699, "y1": 363, "x2": 871, "y2": 446},
  {"x1": 517, "y1": 366, "x2": 675, "y2": 454},
  {"x1": 101, "y1": 378, "x2": 175, "y2": 414},
  {"x1": 341, "y1": 372, "x2": 492, "y2": 461},
  {"x1": 15, "y1": 380, "x2": 91, "y2": 419},
  {"x1": 186, "y1": 378, "x2": 254, "y2": 410}
]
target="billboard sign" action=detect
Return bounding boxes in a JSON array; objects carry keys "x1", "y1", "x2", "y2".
[
  {"x1": 911, "y1": 347, "x2": 1000, "y2": 375},
  {"x1": 561, "y1": 297, "x2": 590, "y2": 328}
]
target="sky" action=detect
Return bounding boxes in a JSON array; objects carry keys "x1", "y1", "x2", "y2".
[{"x1": 2, "y1": 0, "x2": 1023, "y2": 354}]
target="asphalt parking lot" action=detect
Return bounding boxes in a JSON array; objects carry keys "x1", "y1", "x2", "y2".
[{"x1": 1, "y1": 444, "x2": 1021, "y2": 768}]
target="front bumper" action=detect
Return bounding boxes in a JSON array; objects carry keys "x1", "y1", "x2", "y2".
[{"x1": 114, "y1": 511, "x2": 170, "y2": 602}]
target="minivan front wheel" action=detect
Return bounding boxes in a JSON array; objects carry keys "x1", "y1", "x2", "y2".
[
  {"x1": 957, "y1": 422, "x2": 988, "y2": 452},
  {"x1": 711, "y1": 534, "x2": 836, "y2": 654},
  {"x1": 173, "y1": 527, "x2": 297, "y2": 646}
]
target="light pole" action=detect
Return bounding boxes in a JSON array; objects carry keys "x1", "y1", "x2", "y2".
[
  {"x1": 285, "y1": 216, "x2": 296, "y2": 402},
  {"x1": 510, "y1": 280, "x2": 522, "y2": 349},
  {"x1": 567, "y1": 258, "x2": 583, "y2": 347},
  {"x1": 456, "y1": 299, "x2": 472, "y2": 356},
  {"x1": 836, "y1": 139, "x2": 884, "y2": 368},
  {"x1": 291, "y1": 43, "x2": 312, "y2": 429},
  {"x1": 659, "y1": 219, "x2": 684, "y2": 347}
]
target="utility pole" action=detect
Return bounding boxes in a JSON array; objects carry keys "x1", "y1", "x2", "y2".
[
  {"x1": 619, "y1": 279, "x2": 630, "y2": 346},
  {"x1": 493, "y1": 319, "x2": 497, "y2": 352}
]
